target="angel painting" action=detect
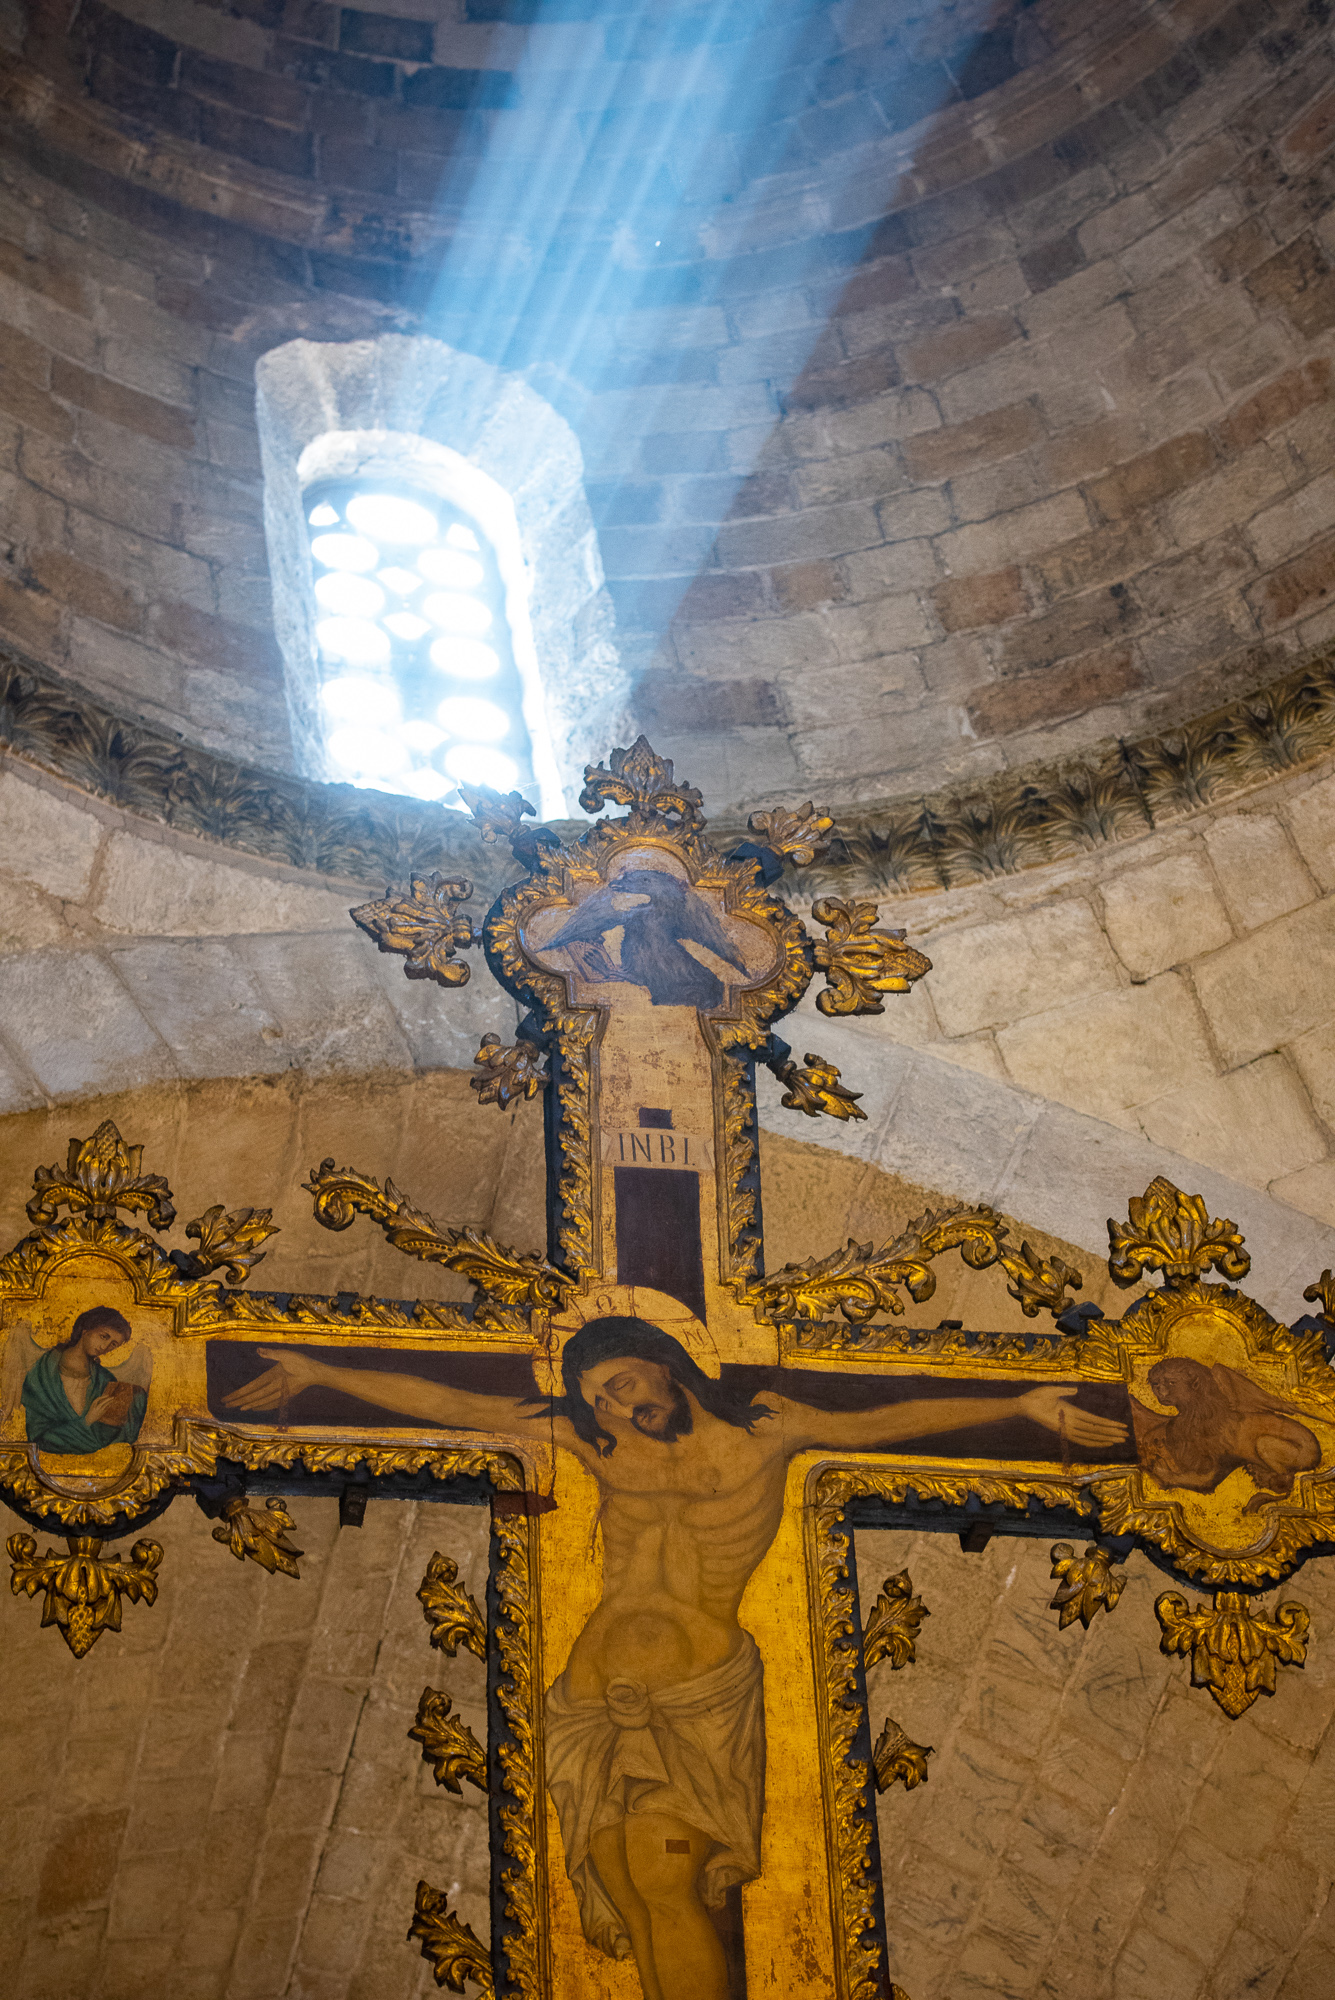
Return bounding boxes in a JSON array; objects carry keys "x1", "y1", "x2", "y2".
[
  {"x1": 537, "y1": 870, "x2": 752, "y2": 1009},
  {"x1": 2, "y1": 1307, "x2": 152, "y2": 1452},
  {"x1": 1131, "y1": 1356, "x2": 1321, "y2": 1507}
]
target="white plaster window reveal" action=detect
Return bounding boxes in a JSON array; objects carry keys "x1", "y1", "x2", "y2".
[{"x1": 257, "y1": 336, "x2": 631, "y2": 817}]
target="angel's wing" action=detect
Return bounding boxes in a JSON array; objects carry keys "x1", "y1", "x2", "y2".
[
  {"x1": 112, "y1": 1342, "x2": 153, "y2": 1391},
  {"x1": 0, "y1": 1321, "x2": 41, "y2": 1425}
]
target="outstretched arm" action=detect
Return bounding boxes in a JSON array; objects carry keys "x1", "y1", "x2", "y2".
[
  {"x1": 222, "y1": 1346, "x2": 542, "y2": 1437},
  {"x1": 785, "y1": 1382, "x2": 1129, "y2": 1456}
]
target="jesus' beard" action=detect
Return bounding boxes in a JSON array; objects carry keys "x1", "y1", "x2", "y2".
[{"x1": 632, "y1": 1386, "x2": 693, "y2": 1443}]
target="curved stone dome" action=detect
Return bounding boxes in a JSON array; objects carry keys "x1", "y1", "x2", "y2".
[{"x1": 0, "y1": 0, "x2": 1331, "y2": 818}]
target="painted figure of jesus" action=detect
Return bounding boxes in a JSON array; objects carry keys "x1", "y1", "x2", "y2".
[{"x1": 225, "y1": 1317, "x2": 1127, "y2": 2000}]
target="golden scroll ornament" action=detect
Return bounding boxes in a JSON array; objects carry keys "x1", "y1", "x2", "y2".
[
  {"x1": 772, "y1": 1051, "x2": 867, "y2": 1123},
  {"x1": 871, "y1": 1720, "x2": 932, "y2": 1794},
  {"x1": 809, "y1": 896, "x2": 932, "y2": 1016},
  {"x1": 472, "y1": 1033, "x2": 549, "y2": 1109},
  {"x1": 212, "y1": 1495, "x2": 302, "y2": 1577},
  {"x1": 351, "y1": 872, "x2": 478, "y2": 985},
  {"x1": 1047, "y1": 1543, "x2": 1126, "y2": 1629},
  {"x1": 409, "y1": 1882, "x2": 495, "y2": 1996},
  {"x1": 861, "y1": 1570, "x2": 930, "y2": 1669},
  {"x1": 410, "y1": 1688, "x2": 488, "y2": 1795}
]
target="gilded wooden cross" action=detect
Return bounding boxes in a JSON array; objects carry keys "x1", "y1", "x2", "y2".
[{"x1": 3, "y1": 737, "x2": 1334, "y2": 2000}]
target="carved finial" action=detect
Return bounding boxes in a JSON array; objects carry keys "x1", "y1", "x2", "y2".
[
  {"x1": 772, "y1": 1050, "x2": 867, "y2": 1122},
  {"x1": 471, "y1": 1032, "x2": 548, "y2": 1109},
  {"x1": 409, "y1": 1688, "x2": 488, "y2": 1795},
  {"x1": 579, "y1": 735, "x2": 705, "y2": 825},
  {"x1": 1303, "y1": 1269, "x2": 1335, "y2": 1321},
  {"x1": 27, "y1": 1121, "x2": 175, "y2": 1229},
  {"x1": 1048, "y1": 1543, "x2": 1126, "y2": 1629},
  {"x1": 212, "y1": 1497, "x2": 302, "y2": 1577},
  {"x1": 8, "y1": 1531, "x2": 163, "y2": 1657},
  {"x1": 350, "y1": 874, "x2": 477, "y2": 986},
  {"x1": 747, "y1": 803, "x2": 837, "y2": 867},
  {"x1": 810, "y1": 897, "x2": 931, "y2": 1016},
  {"x1": 863, "y1": 1570, "x2": 930, "y2": 1668},
  {"x1": 871, "y1": 1717, "x2": 932, "y2": 1792},
  {"x1": 1155, "y1": 1589, "x2": 1308, "y2": 1717},
  {"x1": 178, "y1": 1205, "x2": 279, "y2": 1284},
  {"x1": 1108, "y1": 1175, "x2": 1250, "y2": 1289},
  {"x1": 409, "y1": 1882, "x2": 494, "y2": 1995}
]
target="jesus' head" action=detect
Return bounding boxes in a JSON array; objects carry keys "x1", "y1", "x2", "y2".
[{"x1": 550, "y1": 1316, "x2": 772, "y2": 1457}]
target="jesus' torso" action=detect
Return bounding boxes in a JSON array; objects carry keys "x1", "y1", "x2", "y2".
[{"x1": 560, "y1": 1393, "x2": 787, "y2": 1698}]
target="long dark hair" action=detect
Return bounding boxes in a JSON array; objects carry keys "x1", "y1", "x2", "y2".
[
  {"x1": 59, "y1": 1306, "x2": 131, "y2": 1352},
  {"x1": 539, "y1": 1316, "x2": 774, "y2": 1457}
]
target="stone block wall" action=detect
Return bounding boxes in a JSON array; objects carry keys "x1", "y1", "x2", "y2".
[
  {"x1": 0, "y1": 1493, "x2": 492, "y2": 2000},
  {"x1": 785, "y1": 753, "x2": 1335, "y2": 1229},
  {"x1": 862, "y1": 1525, "x2": 1335, "y2": 2000},
  {"x1": 14, "y1": 731, "x2": 1335, "y2": 1230}
]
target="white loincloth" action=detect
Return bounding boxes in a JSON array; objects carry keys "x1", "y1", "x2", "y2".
[{"x1": 544, "y1": 1634, "x2": 765, "y2": 1960}]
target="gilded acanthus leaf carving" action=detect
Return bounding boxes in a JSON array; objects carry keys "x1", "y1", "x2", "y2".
[
  {"x1": 579, "y1": 735, "x2": 705, "y2": 825},
  {"x1": 410, "y1": 1687, "x2": 488, "y2": 1795},
  {"x1": 746, "y1": 1202, "x2": 1081, "y2": 1324},
  {"x1": 862, "y1": 1571, "x2": 929, "y2": 1669},
  {"x1": 350, "y1": 873, "x2": 477, "y2": 986},
  {"x1": 27, "y1": 1120, "x2": 175, "y2": 1228},
  {"x1": 419, "y1": 1552, "x2": 487, "y2": 1662},
  {"x1": 306, "y1": 1158, "x2": 569, "y2": 1319},
  {"x1": 1108, "y1": 1176, "x2": 1250, "y2": 1289},
  {"x1": 1155, "y1": 1589, "x2": 1309, "y2": 1718},
  {"x1": 471, "y1": 1033, "x2": 548, "y2": 1110},
  {"x1": 457, "y1": 782, "x2": 536, "y2": 846},
  {"x1": 1000, "y1": 1239, "x2": 1086, "y2": 1319},
  {"x1": 871, "y1": 1718, "x2": 932, "y2": 1793},
  {"x1": 179, "y1": 1204, "x2": 278, "y2": 1283},
  {"x1": 810, "y1": 897, "x2": 931, "y2": 1016},
  {"x1": 773, "y1": 1050, "x2": 867, "y2": 1122},
  {"x1": 8, "y1": 1531, "x2": 162, "y2": 1657},
  {"x1": 212, "y1": 1496, "x2": 302, "y2": 1578},
  {"x1": 457, "y1": 782, "x2": 560, "y2": 872},
  {"x1": 409, "y1": 1881, "x2": 494, "y2": 1996},
  {"x1": 1048, "y1": 1543, "x2": 1126, "y2": 1629},
  {"x1": 746, "y1": 802, "x2": 836, "y2": 866}
]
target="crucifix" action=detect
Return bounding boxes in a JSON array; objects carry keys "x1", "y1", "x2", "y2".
[{"x1": 3, "y1": 736, "x2": 1334, "y2": 2000}]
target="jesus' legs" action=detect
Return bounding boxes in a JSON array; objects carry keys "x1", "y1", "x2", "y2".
[{"x1": 589, "y1": 1811, "x2": 729, "y2": 2000}]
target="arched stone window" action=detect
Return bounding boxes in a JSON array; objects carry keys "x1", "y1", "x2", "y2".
[{"x1": 256, "y1": 335, "x2": 626, "y2": 817}]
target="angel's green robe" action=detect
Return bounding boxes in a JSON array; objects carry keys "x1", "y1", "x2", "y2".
[{"x1": 21, "y1": 1346, "x2": 146, "y2": 1452}]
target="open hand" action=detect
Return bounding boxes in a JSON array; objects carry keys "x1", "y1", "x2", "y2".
[
  {"x1": 222, "y1": 1346, "x2": 324, "y2": 1412},
  {"x1": 1019, "y1": 1385, "x2": 1128, "y2": 1450}
]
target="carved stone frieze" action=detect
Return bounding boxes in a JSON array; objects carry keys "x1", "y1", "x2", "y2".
[{"x1": 5, "y1": 640, "x2": 1335, "y2": 904}]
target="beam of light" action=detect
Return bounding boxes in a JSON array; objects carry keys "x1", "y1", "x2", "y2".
[{"x1": 409, "y1": 1, "x2": 990, "y2": 657}]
